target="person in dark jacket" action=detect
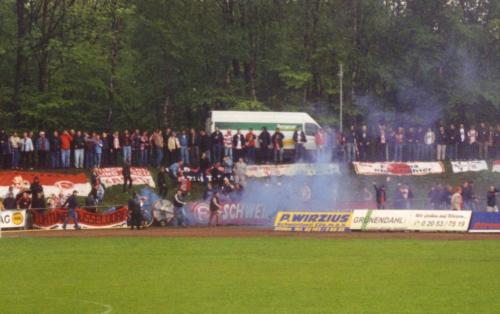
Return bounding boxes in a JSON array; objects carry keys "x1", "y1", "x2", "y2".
[
  {"x1": 208, "y1": 191, "x2": 222, "y2": 227},
  {"x1": 128, "y1": 191, "x2": 142, "y2": 229},
  {"x1": 157, "y1": 166, "x2": 168, "y2": 198},
  {"x1": 199, "y1": 130, "x2": 211, "y2": 163},
  {"x1": 50, "y1": 131, "x2": 61, "y2": 168},
  {"x1": 258, "y1": 127, "x2": 271, "y2": 163},
  {"x1": 232, "y1": 129, "x2": 246, "y2": 163},
  {"x1": 486, "y1": 186, "x2": 499, "y2": 213},
  {"x1": 62, "y1": 190, "x2": 80, "y2": 230},
  {"x1": 173, "y1": 190, "x2": 187, "y2": 227},
  {"x1": 211, "y1": 128, "x2": 223, "y2": 163},
  {"x1": 373, "y1": 183, "x2": 387, "y2": 209},
  {"x1": 293, "y1": 127, "x2": 307, "y2": 162},
  {"x1": 122, "y1": 162, "x2": 132, "y2": 192},
  {"x1": 272, "y1": 128, "x2": 285, "y2": 163}
]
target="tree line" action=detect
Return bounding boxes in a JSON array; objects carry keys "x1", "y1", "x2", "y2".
[{"x1": 0, "y1": 0, "x2": 498, "y2": 131}]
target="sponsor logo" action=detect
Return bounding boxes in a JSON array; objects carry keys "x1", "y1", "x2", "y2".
[
  {"x1": 274, "y1": 211, "x2": 352, "y2": 232},
  {"x1": 12, "y1": 212, "x2": 24, "y2": 225}
]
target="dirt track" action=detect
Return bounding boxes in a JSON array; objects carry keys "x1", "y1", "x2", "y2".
[{"x1": 2, "y1": 226, "x2": 500, "y2": 240}]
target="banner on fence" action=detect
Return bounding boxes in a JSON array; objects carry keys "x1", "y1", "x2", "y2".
[
  {"x1": 451, "y1": 160, "x2": 488, "y2": 173},
  {"x1": 493, "y1": 160, "x2": 500, "y2": 173},
  {"x1": 95, "y1": 167, "x2": 156, "y2": 188},
  {"x1": 274, "y1": 211, "x2": 352, "y2": 232},
  {"x1": 0, "y1": 210, "x2": 26, "y2": 229},
  {"x1": 468, "y1": 212, "x2": 500, "y2": 233},
  {"x1": 187, "y1": 202, "x2": 272, "y2": 226},
  {"x1": 245, "y1": 163, "x2": 341, "y2": 178},
  {"x1": 408, "y1": 210, "x2": 471, "y2": 232},
  {"x1": 352, "y1": 162, "x2": 445, "y2": 176},
  {"x1": 350, "y1": 210, "x2": 411, "y2": 231},
  {"x1": 31, "y1": 207, "x2": 129, "y2": 230},
  {"x1": 0, "y1": 171, "x2": 91, "y2": 196}
]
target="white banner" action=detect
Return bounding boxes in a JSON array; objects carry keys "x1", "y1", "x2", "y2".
[
  {"x1": 408, "y1": 210, "x2": 471, "y2": 232},
  {"x1": 493, "y1": 161, "x2": 500, "y2": 173},
  {"x1": 245, "y1": 163, "x2": 341, "y2": 178},
  {"x1": 451, "y1": 160, "x2": 488, "y2": 173},
  {"x1": 352, "y1": 162, "x2": 445, "y2": 176},
  {"x1": 95, "y1": 167, "x2": 156, "y2": 188},
  {"x1": 0, "y1": 210, "x2": 26, "y2": 229},
  {"x1": 350, "y1": 210, "x2": 411, "y2": 231},
  {"x1": 351, "y1": 209, "x2": 471, "y2": 232}
]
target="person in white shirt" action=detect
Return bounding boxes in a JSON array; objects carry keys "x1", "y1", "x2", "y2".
[
  {"x1": 467, "y1": 126, "x2": 478, "y2": 160},
  {"x1": 20, "y1": 132, "x2": 34, "y2": 168},
  {"x1": 9, "y1": 132, "x2": 21, "y2": 169},
  {"x1": 423, "y1": 128, "x2": 435, "y2": 161}
]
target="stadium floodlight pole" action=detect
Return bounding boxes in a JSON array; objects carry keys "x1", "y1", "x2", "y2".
[{"x1": 338, "y1": 62, "x2": 343, "y2": 133}]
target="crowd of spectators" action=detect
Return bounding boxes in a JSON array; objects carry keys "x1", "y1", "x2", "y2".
[{"x1": 0, "y1": 121, "x2": 498, "y2": 172}]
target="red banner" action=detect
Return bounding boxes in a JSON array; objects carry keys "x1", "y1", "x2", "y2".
[
  {"x1": 31, "y1": 207, "x2": 129, "y2": 230},
  {"x1": 0, "y1": 171, "x2": 91, "y2": 196}
]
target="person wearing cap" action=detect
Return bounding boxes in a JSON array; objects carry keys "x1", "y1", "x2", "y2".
[
  {"x1": 62, "y1": 190, "x2": 81, "y2": 230},
  {"x1": 36, "y1": 131, "x2": 50, "y2": 168}
]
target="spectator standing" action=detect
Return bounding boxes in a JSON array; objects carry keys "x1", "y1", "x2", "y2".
[
  {"x1": 20, "y1": 132, "x2": 34, "y2": 169},
  {"x1": 293, "y1": 127, "x2": 307, "y2": 162},
  {"x1": 467, "y1": 126, "x2": 478, "y2": 160},
  {"x1": 456, "y1": 124, "x2": 466, "y2": 160},
  {"x1": 179, "y1": 130, "x2": 189, "y2": 165},
  {"x1": 394, "y1": 127, "x2": 404, "y2": 162},
  {"x1": 245, "y1": 129, "x2": 256, "y2": 164},
  {"x1": 486, "y1": 186, "x2": 499, "y2": 213},
  {"x1": 451, "y1": 187, "x2": 463, "y2": 211},
  {"x1": 232, "y1": 129, "x2": 245, "y2": 162},
  {"x1": 122, "y1": 130, "x2": 132, "y2": 165},
  {"x1": 131, "y1": 129, "x2": 141, "y2": 165},
  {"x1": 447, "y1": 124, "x2": 458, "y2": 161},
  {"x1": 151, "y1": 130, "x2": 164, "y2": 167},
  {"x1": 0, "y1": 129, "x2": 8, "y2": 169},
  {"x1": 60, "y1": 130, "x2": 72, "y2": 168},
  {"x1": 50, "y1": 131, "x2": 61, "y2": 168},
  {"x1": 73, "y1": 131, "x2": 85, "y2": 168},
  {"x1": 3, "y1": 188, "x2": 16, "y2": 210},
  {"x1": 478, "y1": 122, "x2": 489, "y2": 159},
  {"x1": 189, "y1": 128, "x2": 200, "y2": 166},
  {"x1": 376, "y1": 125, "x2": 387, "y2": 161},
  {"x1": 272, "y1": 128, "x2": 285, "y2": 163},
  {"x1": 199, "y1": 130, "x2": 211, "y2": 164},
  {"x1": 436, "y1": 126, "x2": 447, "y2": 161},
  {"x1": 487, "y1": 126, "x2": 495, "y2": 160},
  {"x1": 415, "y1": 126, "x2": 425, "y2": 161},
  {"x1": 223, "y1": 129, "x2": 233, "y2": 162},
  {"x1": 84, "y1": 132, "x2": 96, "y2": 169},
  {"x1": 344, "y1": 125, "x2": 357, "y2": 162},
  {"x1": 101, "y1": 132, "x2": 110, "y2": 167},
  {"x1": 95, "y1": 134, "x2": 103, "y2": 168},
  {"x1": 211, "y1": 128, "x2": 223, "y2": 163},
  {"x1": 62, "y1": 190, "x2": 81, "y2": 230},
  {"x1": 167, "y1": 131, "x2": 180, "y2": 165},
  {"x1": 140, "y1": 131, "x2": 150, "y2": 166},
  {"x1": 111, "y1": 131, "x2": 121, "y2": 165},
  {"x1": 258, "y1": 127, "x2": 271, "y2": 163},
  {"x1": 358, "y1": 125, "x2": 371, "y2": 161},
  {"x1": 10, "y1": 132, "x2": 21, "y2": 169},
  {"x1": 423, "y1": 128, "x2": 435, "y2": 161},
  {"x1": 315, "y1": 129, "x2": 326, "y2": 162}
]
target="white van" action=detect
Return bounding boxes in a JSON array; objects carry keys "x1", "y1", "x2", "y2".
[{"x1": 206, "y1": 111, "x2": 321, "y2": 151}]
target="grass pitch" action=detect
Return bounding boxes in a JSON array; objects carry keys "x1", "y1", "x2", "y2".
[{"x1": 1, "y1": 237, "x2": 500, "y2": 313}]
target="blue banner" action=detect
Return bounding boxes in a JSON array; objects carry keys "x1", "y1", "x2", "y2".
[{"x1": 469, "y1": 212, "x2": 500, "y2": 233}]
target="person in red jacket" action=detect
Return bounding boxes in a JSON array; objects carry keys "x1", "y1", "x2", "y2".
[{"x1": 60, "y1": 130, "x2": 73, "y2": 168}]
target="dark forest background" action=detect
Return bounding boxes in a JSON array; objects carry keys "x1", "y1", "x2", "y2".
[{"x1": 0, "y1": 0, "x2": 498, "y2": 131}]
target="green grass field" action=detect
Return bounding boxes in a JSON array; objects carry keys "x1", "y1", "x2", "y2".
[{"x1": 2, "y1": 237, "x2": 500, "y2": 313}]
